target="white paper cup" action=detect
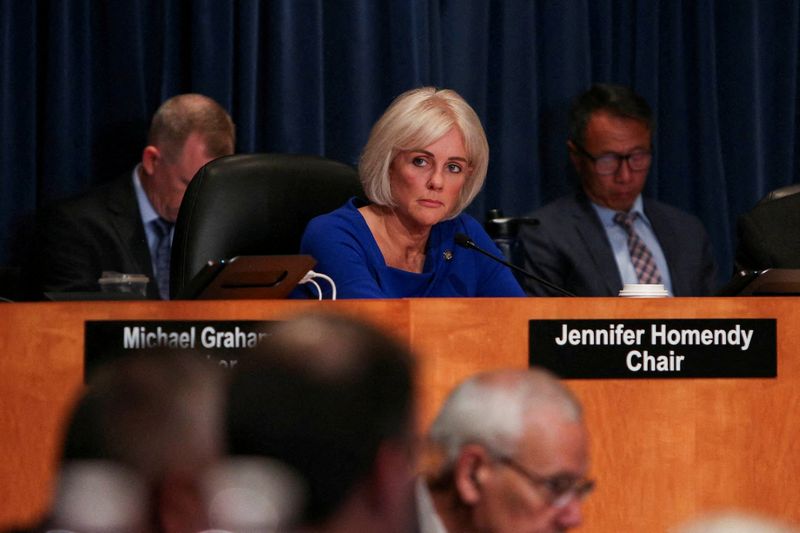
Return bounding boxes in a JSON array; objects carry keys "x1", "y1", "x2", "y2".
[{"x1": 618, "y1": 283, "x2": 669, "y2": 298}]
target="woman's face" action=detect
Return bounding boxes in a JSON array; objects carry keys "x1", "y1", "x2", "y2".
[{"x1": 388, "y1": 127, "x2": 471, "y2": 232}]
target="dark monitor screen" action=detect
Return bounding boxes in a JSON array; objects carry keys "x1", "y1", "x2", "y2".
[
  {"x1": 176, "y1": 255, "x2": 316, "y2": 300},
  {"x1": 717, "y1": 268, "x2": 800, "y2": 296}
]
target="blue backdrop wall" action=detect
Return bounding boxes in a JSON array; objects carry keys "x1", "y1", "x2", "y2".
[{"x1": 2, "y1": 0, "x2": 799, "y2": 289}]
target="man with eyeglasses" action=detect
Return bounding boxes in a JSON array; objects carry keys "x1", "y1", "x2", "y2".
[
  {"x1": 417, "y1": 368, "x2": 592, "y2": 533},
  {"x1": 518, "y1": 83, "x2": 717, "y2": 296}
]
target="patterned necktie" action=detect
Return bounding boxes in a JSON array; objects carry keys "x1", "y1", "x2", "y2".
[
  {"x1": 613, "y1": 211, "x2": 663, "y2": 284},
  {"x1": 151, "y1": 218, "x2": 174, "y2": 299}
]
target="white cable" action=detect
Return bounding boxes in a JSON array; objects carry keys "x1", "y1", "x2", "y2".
[
  {"x1": 307, "y1": 279, "x2": 323, "y2": 300},
  {"x1": 312, "y1": 272, "x2": 336, "y2": 300},
  {"x1": 297, "y1": 270, "x2": 338, "y2": 300},
  {"x1": 298, "y1": 271, "x2": 321, "y2": 299}
]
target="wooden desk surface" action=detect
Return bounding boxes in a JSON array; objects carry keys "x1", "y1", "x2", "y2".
[{"x1": 1, "y1": 297, "x2": 797, "y2": 531}]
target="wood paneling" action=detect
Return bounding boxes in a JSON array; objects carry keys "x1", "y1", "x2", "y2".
[{"x1": 1, "y1": 297, "x2": 797, "y2": 531}]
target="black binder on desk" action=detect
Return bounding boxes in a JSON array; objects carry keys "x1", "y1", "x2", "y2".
[
  {"x1": 717, "y1": 268, "x2": 800, "y2": 296},
  {"x1": 175, "y1": 255, "x2": 316, "y2": 300}
]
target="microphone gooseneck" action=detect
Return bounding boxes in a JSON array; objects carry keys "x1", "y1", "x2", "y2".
[
  {"x1": 454, "y1": 233, "x2": 575, "y2": 297},
  {"x1": 453, "y1": 233, "x2": 474, "y2": 248}
]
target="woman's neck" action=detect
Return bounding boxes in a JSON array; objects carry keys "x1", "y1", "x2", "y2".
[{"x1": 360, "y1": 205, "x2": 430, "y2": 273}]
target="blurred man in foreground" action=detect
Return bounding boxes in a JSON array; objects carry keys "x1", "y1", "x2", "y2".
[
  {"x1": 418, "y1": 368, "x2": 592, "y2": 533},
  {"x1": 227, "y1": 312, "x2": 418, "y2": 533},
  {"x1": 43, "y1": 352, "x2": 225, "y2": 533}
]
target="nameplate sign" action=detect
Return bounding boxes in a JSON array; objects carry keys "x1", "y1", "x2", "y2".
[
  {"x1": 84, "y1": 320, "x2": 275, "y2": 378},
  {"x1": 529, "y1": 319, "x2": 776, "y2": 379}
]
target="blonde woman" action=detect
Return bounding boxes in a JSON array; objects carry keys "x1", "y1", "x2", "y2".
[{"x1": 295, "y1": 87, "x2": 523, "y2": 299}]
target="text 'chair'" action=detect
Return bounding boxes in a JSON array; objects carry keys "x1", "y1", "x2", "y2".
[{"x1": 170, "y1": 153, "x2": 362, "y2": 298}]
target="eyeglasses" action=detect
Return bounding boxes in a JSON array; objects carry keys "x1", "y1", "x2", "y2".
[
  {"x1": 572, "y1": 141, "x2": 652, "y2": 175},
  {"x1": 496, "y1": 456, "x2": 595, "y2": 509}
]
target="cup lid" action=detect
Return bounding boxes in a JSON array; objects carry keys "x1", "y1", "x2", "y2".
[
  {"x1": 618, "y1": 283, "x2": 669, "y2": 296},
  {"x1": 98, "y1": 272, "x2": 149, "y2": 284}
]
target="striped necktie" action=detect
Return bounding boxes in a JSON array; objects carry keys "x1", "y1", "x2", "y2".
[
  {"x1": 613, "y1": 211, "x2": 663, "y2": 284},
  {"x1": 151, "y1": 218, "x2": 174, "y2": 299}
]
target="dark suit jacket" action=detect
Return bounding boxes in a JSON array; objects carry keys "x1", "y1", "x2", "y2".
[
  {"x1": 518, "y1": 192, "x2": 717, "y2": 296},
  {"x1": 736, "y1": 193, "x2": 800, "y2": 270},
  {"x1": 27, "y1": 172, "x2": 160, "y2": 299}
]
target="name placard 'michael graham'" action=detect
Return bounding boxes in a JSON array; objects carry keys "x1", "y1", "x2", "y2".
[
  {"x1": 528, "y1": 319, "x2": 776, "y2": 379},
  {"x1": 84, "y1": 320, "x2": 276, "y2": 379}
]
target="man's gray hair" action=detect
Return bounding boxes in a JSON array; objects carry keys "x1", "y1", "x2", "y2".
[{"x1": 428, "y1": 368, "x2": 582, "y2": 469}]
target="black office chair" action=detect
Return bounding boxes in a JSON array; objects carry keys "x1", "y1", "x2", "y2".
[{"x1": 170, "y1": 153, "x2": 363, "y2": 298}]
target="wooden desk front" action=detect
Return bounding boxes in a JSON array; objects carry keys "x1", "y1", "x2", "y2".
[{"x1": 1, "y1": 297, "x2": 797, "y2": 531}]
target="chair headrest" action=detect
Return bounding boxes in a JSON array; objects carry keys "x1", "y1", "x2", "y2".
[
  {"x1": 170, "y1": 153, "x2": 362, "y2": 298},
  {"x1": 757, "y1": 183, "x2": 800, "y2": 205}
]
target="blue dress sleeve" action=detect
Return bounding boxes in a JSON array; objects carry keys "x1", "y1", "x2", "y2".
[
  {"x1": 292, "y1": 202, "x2": 524, "y2": 299},
  {"x1": 294, "y1": 207, "x2": 389, "y2": 299}
]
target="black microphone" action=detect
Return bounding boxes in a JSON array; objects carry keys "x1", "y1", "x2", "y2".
[{"x1": 454, "y1": 233, "x2": 575, "y2": 297}]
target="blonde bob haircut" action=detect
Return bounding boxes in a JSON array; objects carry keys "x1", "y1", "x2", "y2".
[{"x1": 359, "y1": 87, "x2": 490, "y2": 219}]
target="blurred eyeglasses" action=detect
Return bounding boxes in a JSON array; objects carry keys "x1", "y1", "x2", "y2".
[
  {"x1": 496, "y1": 455, "x2": 595, "y2": 509},
  {"x1": 572, "y1": 141, "x2": 652, "y2": 175}
]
